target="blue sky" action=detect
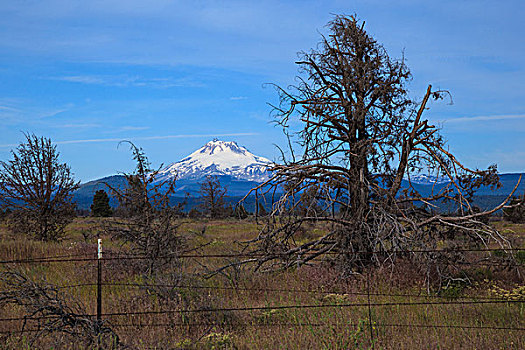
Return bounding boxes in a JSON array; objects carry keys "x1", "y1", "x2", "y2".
[{"x1": 0, "y1": 0, "x2": 524, "y2": 182}]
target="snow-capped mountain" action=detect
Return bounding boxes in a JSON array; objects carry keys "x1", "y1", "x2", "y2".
[
  {"x1": 156, "y1": 139, "x2": 272, "y2": 182},
  {"x1": 407, "y1": 174, "x2": 449, "y2": 185}
]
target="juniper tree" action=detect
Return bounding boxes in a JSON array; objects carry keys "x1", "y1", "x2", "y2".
[
  {"x1": 0, "y1": 134, "x2": 78, "y2": 241},
  {"x1": 244, "y1": 15, "x2": 519, "y2": 283},
  {"x1": 105, "y1": 142, "x2": 185, "y2": 274}
]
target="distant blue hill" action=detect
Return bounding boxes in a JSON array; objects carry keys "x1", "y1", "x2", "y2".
[
  {"x1": 73, "y1": 174, "x2": 264, "y2": 211},
  {"x1": 73, "y1": 175, "x2": 126, "y2": 209},
  {"x1": 73, "y1": 173, "x2": 524, "y2": 212},
  {"x1": 404, "y1": 173, "x2": 524, "y2": 211}
]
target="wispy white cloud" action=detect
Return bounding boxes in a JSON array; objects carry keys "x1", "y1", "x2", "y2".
[
  {"x1": 0, "y1": 106, "x2": 21, "y2": 123},
  {"x1": 39, "y1": 108, "x2": 70, "y2": 118},
  {"x1": 50, "y1": 75, "x2": 204, "y2": 88},
  {"x1": 0, "y1": 101, "x2": 72, "y2": 124},
  {"x1": 441, "y1": 114, "x2": 525, "y2": 123},
  {"x1": 0, "y1": 132, "x2": 259, "y2": 148},
  {"x1": 119, "y1": 126, "x2": 150, "y2": 131},
  {"x1": 0, "y1": 105, "x2": 20, "y2": 112},
  {"x1": 230, "y1": 96, "x2": 248, "y2": 100},
  {"x1": 57, "y1": 123, "x2": 100, "y2": 129},
  {"x1": 57, "y1": 76, "x2": 106, "y2": 85}
]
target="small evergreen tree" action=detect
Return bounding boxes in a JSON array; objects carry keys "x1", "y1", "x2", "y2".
[{"x1": 90, "y1": 190, "x2": 113, "y2": 217}]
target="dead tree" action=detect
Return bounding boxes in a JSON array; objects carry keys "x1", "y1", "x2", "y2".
[
  {"x1": 105, "y1": 142, "x2": 185, "y2": 274},
  {"x1": 0, "y1": 134, "x2": 79, "y2": 241},
  {"x1": 0, "y1": 270, "x2": 119, "y2": 348},
  {"x1": 199, "y1": 175, "x2": 228, "y2": 219},
  {"x1": 242, "y1": 16, "x2": 519, "y2": 284}
]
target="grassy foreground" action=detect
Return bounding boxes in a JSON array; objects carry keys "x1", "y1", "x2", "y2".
[{"x1": 0, "y1": 218, "x2": 524, "y2": 349}]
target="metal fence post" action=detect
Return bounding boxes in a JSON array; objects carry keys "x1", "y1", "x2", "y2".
[
  {"x1": 97, "y1": 238, "x2": 102, "y2": 350},
  {"x1": 367, "y1": 272, "x2": 375, "y2": 348}
]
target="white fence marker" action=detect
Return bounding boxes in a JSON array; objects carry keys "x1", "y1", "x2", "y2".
[{"x1": 98, "y1": 238, "x2": 102, "y2": 259}]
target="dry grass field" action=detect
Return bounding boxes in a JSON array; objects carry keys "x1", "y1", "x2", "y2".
[{"x1": 0, "y1": 218, "x2": 524, "y2": 349}]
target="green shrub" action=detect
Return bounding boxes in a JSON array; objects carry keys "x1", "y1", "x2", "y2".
[
  {"x1": 515, "y1": 250, "x2": 525, "y2": 264},
  {"x1": 440, "y1": 280, "x2": 468, "y2": 299}
]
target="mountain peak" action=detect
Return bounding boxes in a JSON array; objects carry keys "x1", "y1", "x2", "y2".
[
  {"x1": 200, "y1": 139, "x2": 246, "y2": 156},
  {"x1": 156, "y1": 139, "x2": 271, "y2": 182}
]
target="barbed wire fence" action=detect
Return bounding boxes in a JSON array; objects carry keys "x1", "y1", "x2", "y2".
[{"x1": 0, "y1": 245, "x2": 523, "y2": 348}]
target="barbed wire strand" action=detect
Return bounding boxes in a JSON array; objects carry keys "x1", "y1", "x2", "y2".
[
  {"x1": 1, "y1": 321, "x2": 523, "y2": 335},
  {"x1": 0, "y1": 246, "x2": 523, "y2": 265},
  {"x1": 49, "y1": 281, "x2": 515, "y2": 302},
  {"x1": 0, "y1": 299, "x2": 523, "y2": 323}
]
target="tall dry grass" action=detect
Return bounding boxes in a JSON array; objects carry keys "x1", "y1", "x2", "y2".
[{"x1": 0, "y1": 218, "x2": 523, "y2": 349}]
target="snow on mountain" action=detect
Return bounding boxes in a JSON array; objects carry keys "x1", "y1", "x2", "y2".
[
  {"x1": 154, "y1": 139, "x2": 451, "y2": 186},
  {"x1": 407, "y1": 174, "x2": 449, "y2": 185},
  {"x1": 156, "y1": 139, "x2": 272, "y2": 182}
]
